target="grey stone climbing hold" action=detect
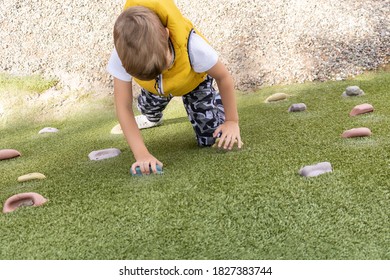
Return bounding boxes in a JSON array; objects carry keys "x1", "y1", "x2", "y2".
[
  {"x1": 299, "y1": 162, "x2": 333, "y2": 177},
  {"x1": 342, "y1": 86, "x2": 365, "y2": 97},
  {"x1": 288, "y1": 103, "x2": 307, "y2": 112}
]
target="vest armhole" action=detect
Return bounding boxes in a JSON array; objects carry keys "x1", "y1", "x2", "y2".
[{"x1": 187, "y1": 29, "x2": 195, "y2": 68}]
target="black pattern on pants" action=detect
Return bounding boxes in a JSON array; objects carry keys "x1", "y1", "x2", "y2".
[{"x1": 137, "y1": 75, "x2": 225, "y2": 146}]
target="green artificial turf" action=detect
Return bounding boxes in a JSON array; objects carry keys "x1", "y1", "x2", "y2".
[{"x1": 1, "y1": 70, "x2": 389, "y2": 260}]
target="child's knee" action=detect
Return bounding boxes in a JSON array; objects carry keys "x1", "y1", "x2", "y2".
[{"x1": 196, "y1": 136, "x2": 216, "y2": 147}]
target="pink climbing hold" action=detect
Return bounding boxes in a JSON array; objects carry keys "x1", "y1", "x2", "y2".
[
  {"x1": 341, "y1": 127, "x2": 372, "y2": 138},
  {"x1": 3, "y1": 192, "x2": 48, "y2": 213},
  {"x1": 0, "y1": 149, "x2": 21, "y2": 160},
  {"x1": 349, "y1": 103, "x2": 374, "y2": 116}
]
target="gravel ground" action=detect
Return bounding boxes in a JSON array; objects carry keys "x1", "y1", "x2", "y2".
[{"x1": 0, "y1": 0, "x2": 389, "y2": 93}]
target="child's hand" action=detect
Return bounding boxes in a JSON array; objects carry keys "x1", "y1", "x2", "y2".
[
  {"x1": 213, "y1": 121, "x2": 243, "y2": 150},
  {"x1": 131, "y1": 154, "x2": 163, "y2": 175}
]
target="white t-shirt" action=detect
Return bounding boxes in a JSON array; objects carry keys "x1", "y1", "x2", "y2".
[{"x1": 107, "y1": 33, "x2": 218, "y2": 82}]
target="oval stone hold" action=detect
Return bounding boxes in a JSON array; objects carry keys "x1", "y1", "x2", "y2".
[
  {"x1": 17, "y1": 172, "x2": 46, "y2": 182},
  {"x1": 288, "y1": 103, "x2": 307, "y2": 112},
  {"x1": 39, "y1": 127, "x2": 59, "y2": 134},
  {"x1": 341, "y1": 127, "x2": 372, "y2": 138},
  {"x1": 3, "y1": 192, "x2": 48, "y2": 213},
  {"x1": 265, "y1": 92, "x2": 288, "y2": 103},
  {"x1": 342, "y1": 86, "x2": 365, "y2": 97},
  {"x1": 110, "y1": 123, "x2": 123, "y2": 135},
  {"x1": 0, "y1": 149, "x2": 21, "y2": 160},
  {"x1": 88, "y1": 148, "x2": 121, "y2": 161},
  {"x1": 299, "y1": 162, "x2": 333, "y2": 177},
  {"x1": 349, "y1": 103, "x2": 374, "y2": 116}
]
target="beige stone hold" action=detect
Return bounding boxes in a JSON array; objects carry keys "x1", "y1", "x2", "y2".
[
  {"x1": 349, "y1": 103, "x2": 374, "y2": 116},
  {"x1": 265, "y1": 92, "x2": 288, "y2": 103},
  {"x1": 0, "y1": 149, "x2": 21, "y2": 160},
  {"x1": 110, "y1": 123, "x2": 123, "y2": 134},
  {"x1": 341, "y1": 127, "x2": 372, "y2": 138},
  {"x1": 17, "y1": 172, "x2": 46, "y2": 182},
  {"x1": 3, "y1": 192, "x2": 48, "y2": 213}
]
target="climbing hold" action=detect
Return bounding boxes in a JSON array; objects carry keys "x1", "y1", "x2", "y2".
[
  {"x1": 130, "y1": 164, "x2": 163, "y2": 176},
  {"x1": 0, "y1": 149, "x2": 21, "y2": 160},
  {"x1": 110, "y1": 123, "x2": 123, "y2": 134},
  {"x1": 341, "y1": 127, "x2": 372, "y2": 138},
  {"x1": 39, "y1": 127, "x2": 59, "y2": 134},
  {"x1": 288, "y1": 103, "x2": 307, "y2": 112},
  {"x1": 349, "y1": 103, "x2": 374, "y2": 116},
  {"x1": 265, "y1": 92, "x2": 288, "y2": 103},
  {"x1": 17, "y1": 172, "x2": 46, "y2": 182},
  {"x1": 299, "y1": 162, "x2": 333, "y2": 177},
  {"x1": 88, "y1": 148, "x2": 121, "y2": 161},
  {"x1": 342, "y1": 86, "x2": 365, "y2": 97},
  {"x1": 3, "y1": 192, "x2": 48, "y2": 213}
]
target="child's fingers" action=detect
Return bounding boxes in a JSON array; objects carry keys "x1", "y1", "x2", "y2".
[
  {"x1": 213, "y1": 126, "x2": 222, "y2": 138},
  {"x1": 150, "y1": 162, "x2": 157, "y2": 174},
  {"x1": 229, "y1": 137, "x2": 237, "y2": 150},
  {"x1": 150, "y1": 161, "x2": 160, "y2": 174},
  {"x1": 219, "y1": 135, "x2": 243, "y2": 150},
  {"x1": 217, "y1": 133, "x2": 227, "y2": 148},
  {"x1": 141, "y1": 162, "x2": 151, "y2": 174},
  {"x1": 219, "y1": 132, "x2": 232, "y2": 149},
  {"x1": 131, "y1": 163, "x2": 138, "y2": 174},
  {"x1": 236, "y1": 135, "x2": 243, "y2": 149},
  {"x1": 150, "y1": 160, "x2": 164, "y2": 174},
  {"x1": 134, "y1": 161, "x2": 149, "y2": 174},
  {"x1": 224, "y1": 136, "x2": 234, "y2": 150}
]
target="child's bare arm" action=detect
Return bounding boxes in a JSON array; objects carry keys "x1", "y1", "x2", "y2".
[
  {"x1": 207, "y1": 61, "x2": 242, "y2": 150},
  {"x1": 113, "y1": 78, "x2": 163, "y2": 174}
]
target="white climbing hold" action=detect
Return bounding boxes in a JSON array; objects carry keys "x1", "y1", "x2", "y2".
[
  {"x1": 299, "y1": 162, "x2": 333, "y2": 177},
  {"x1": 88, "y1": 148, "x2": 121, "y2": 161},
  {"x1": 39, "y1": 127, "x2": 59, "y2": 134}
]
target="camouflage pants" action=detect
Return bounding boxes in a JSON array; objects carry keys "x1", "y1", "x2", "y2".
[{"x1": 137, "y1": 75, "x2": 225, "y2": 146}]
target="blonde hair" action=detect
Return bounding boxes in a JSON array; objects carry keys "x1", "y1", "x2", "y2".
[{"x1": 114, "y1": 6, "x2": 169, "y2": 81}]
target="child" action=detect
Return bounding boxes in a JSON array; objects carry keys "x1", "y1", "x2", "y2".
[{"x1": 107, "y1": 0, "x2": 242, "y2": 175}]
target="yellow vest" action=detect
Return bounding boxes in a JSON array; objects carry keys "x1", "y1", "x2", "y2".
[{"x1": 123, "y1": 0, "x2": 208, "y2": 96}]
